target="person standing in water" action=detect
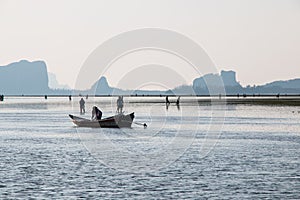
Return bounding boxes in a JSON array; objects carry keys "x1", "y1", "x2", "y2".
[
  {"x1": 117, "y1": 96, "x2": 124, "y2": 113},
  {"x1": 165, "y1": 95, "x2": 170, "y2": 111},
  {"x1": 176, "y1": 96, "x2": 180, "y2": 110},
  {"x1": 176, "y1": 96, "x2": 180, "y2": 106},
  {"x1": 92, "y1": 106, "x2": 102, "y2": 120},
  {"x1": 166, "y1": 95, "x2": 170, "y2": 105},
  {"x1": 79, "y1": 98, "x2": 85, "y2": 114}
]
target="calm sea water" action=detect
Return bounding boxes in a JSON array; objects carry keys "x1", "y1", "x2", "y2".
[{"x1": 0, "y1": 97, "x2": 299, "y2": 199}]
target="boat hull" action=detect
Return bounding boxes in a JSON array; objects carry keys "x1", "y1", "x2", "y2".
[{"x1": 69, "y1": 112, "x2": 135, "y2": 128}]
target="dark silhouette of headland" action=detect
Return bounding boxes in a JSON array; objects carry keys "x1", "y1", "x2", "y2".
[{"x1": 0, "y1": 60, "x2": 50, "y2": 94}]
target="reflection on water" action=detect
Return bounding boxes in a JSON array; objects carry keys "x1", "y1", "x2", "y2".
[{"x1": 0, "y1": 97, "x2": 299, "y2": 198}]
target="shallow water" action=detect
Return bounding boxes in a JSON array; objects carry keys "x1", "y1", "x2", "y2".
[{"x1": 0, "y1": 97, "x2": 299, "y2": 199}]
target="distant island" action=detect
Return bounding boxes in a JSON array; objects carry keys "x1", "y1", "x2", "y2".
[
  {"x1": 0, "y1": 60, "x2": 50, "y2": 94},
  {"x1": 0, "y1": 60, "x2": 300, "y2": 95}
]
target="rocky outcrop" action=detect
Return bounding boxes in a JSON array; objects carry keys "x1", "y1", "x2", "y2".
[
  {"x1": 89, "y1": 76, "x2": 113, "y2": 95},
  {"x1": 193, "y1": 70, "x2": 243, "y2": 94},
  {"x1": 0, "y1": 60, "x2": 50, "y2": 94}
]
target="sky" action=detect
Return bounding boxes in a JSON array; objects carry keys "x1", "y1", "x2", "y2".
[{"x1": 0, "y1": 0, "x2": 300, "y2": 89}]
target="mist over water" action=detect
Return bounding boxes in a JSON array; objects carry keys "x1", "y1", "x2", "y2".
[{"x1": 0, "y1": 97, "x2": 299, "y2": 199}]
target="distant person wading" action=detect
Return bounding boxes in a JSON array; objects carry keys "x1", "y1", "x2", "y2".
[
  {"x1": 79, "y1": 98, "x2": 85, "y2": 114},
  {"x1": 176, "y1": 96, "x2": 180, "y2": 110},
  {"x1": 117, "y1": 96, "x2": 124, "y2": 113},
  {"x1": 166, "y1": 95, "x2": 170, "y2": 105},
  {"x1": 176, "y1": 96, "x2": 180, "y2": 106}
]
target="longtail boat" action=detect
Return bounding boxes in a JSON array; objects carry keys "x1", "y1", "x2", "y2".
[{"x1": 69, "y1": 112, "x2": 135, "y2": 128}]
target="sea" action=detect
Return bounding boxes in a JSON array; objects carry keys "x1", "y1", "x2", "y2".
[{"x1": 0, "y1": 96, "x2": 299, "y2": 199}]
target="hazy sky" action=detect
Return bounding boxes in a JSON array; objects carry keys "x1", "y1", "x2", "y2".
[{"x1": 0, "y1": 0, "x2": 299, "y2": 89}]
